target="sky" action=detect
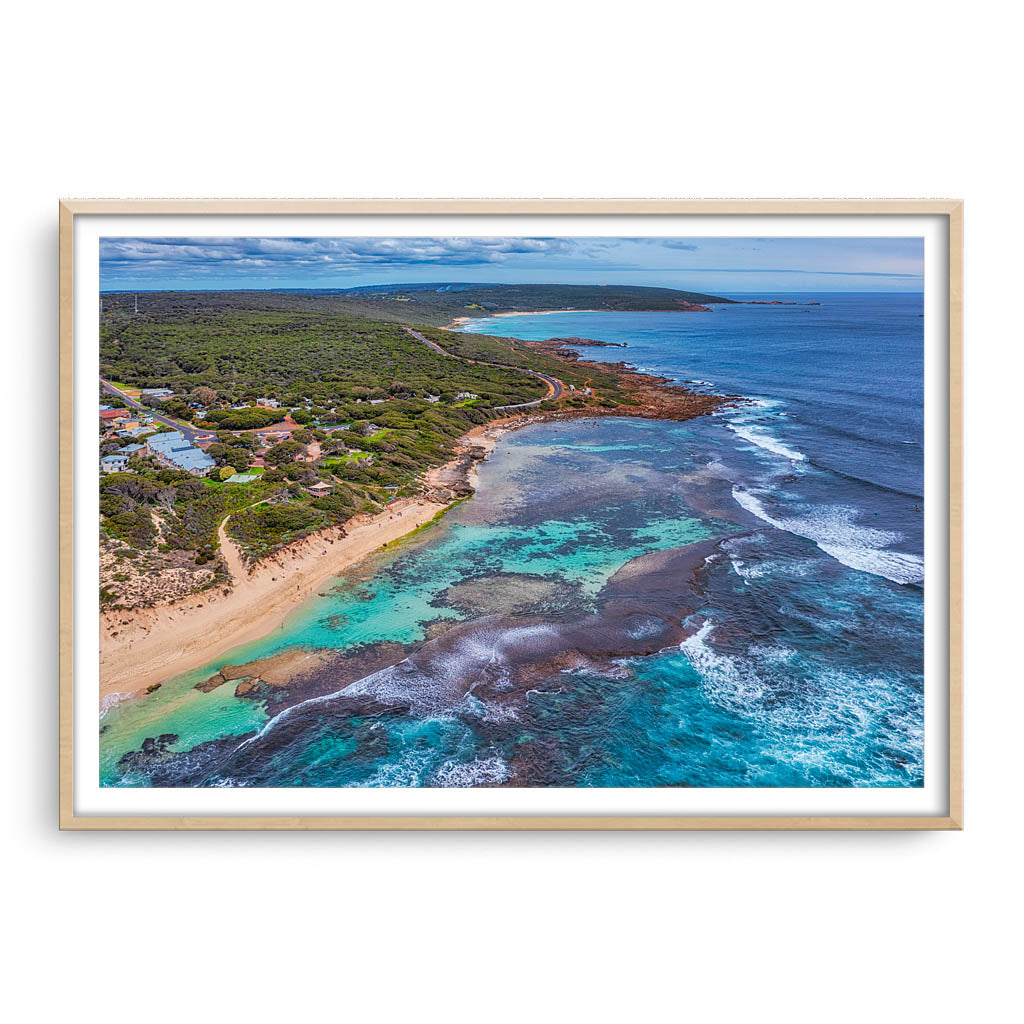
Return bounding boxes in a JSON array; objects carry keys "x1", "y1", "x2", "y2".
[{"x1": 99, "y1": 236, "x2": 924, "y2": 294}]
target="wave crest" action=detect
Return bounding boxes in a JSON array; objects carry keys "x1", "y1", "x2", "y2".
[{"x1": 731, "y1": 487, "x2": 923, "y2": 585}]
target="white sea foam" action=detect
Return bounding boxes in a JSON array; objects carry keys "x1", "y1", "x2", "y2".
[
  {"x1": 460, "y1": 692, "x2": 519, "y2": 724},
  {"x1": 727, "y1": 421, "x2": 806, "y2": 462},
  {"x1": 361, "y1": 748, "x2": 434, "y2": 788},
  {"x1": 729, "y1": 555, "x2": 770, "y2": 580},
  {"x1": 679, "y1": 621, "x2": 766, "y2": 710},
  {"x1": 432, "y1": 755, "x2": 511, "y2": 788},
  {"x1": 678, "y1": 622, "x2": 924, "y2": 783},
  {"x1": 731, "y1": 487, "x2": 924, "y2": 585},
  {"x1": 100, "y1": 691, "x2": 133, "y2": 717}
]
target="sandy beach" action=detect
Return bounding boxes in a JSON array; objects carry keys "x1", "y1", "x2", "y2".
[
  {"x1": 445, "y1": 309, "x2": 599, "y2": 330},
  {"x1": 99, "y1": 426, "x2": 502, "y2": 703}
]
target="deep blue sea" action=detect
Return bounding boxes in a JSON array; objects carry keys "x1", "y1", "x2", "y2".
[{"x1": 100, "y1": 293, "x2": 924, "y2": 788}]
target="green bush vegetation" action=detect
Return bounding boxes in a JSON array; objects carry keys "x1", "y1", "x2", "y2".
[
  {"x1": 225, "y1": 501, "x2": 334, "y2": 561},
  {"x1": 97, "y1": 286, "x2": 659, "y2": 594},
  {"x1": 101, "y1": 283, "x2": 731, "y2": 328}
]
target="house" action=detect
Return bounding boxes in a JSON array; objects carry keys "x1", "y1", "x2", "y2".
[
  {"x1": 304, "y1": 481, "x2": 335, "y2": 497},
  {"x1": 224, "y1": 473, "x2": 259, "y2": 485},
  {"x1": 146, "y1": 430, "x2": 185, "y2": 449},
  {"x1": 99, "y1": 408, "x2": 130, "y2": 424},
  {"x1": 117, "y1": 443, "x2": 145, "y2": 456},
  {"x1": 100, "y1": 453, "x2": 129, "y2": 473},
  {"x1": 257, "y1": 397, "x2": 280, "y2": 408},
  {"x1": 169, "y1": 449, "x2": 216, "y2": 477},
  {"x1": 455, "y1": 392, "x2": 478, "y2": 401},
  {"x1": 141, "y1": 387, "x2": 174, "y2": 399},
  {"x1": 146, "y1": 431, "x2": 216, "y2": 477},
  {"x1": 122, "y1": 418, "x2": 140, "y2": 431},
  {"x1": 425, "y1": 394, "x2": 441, "y2": 404}
]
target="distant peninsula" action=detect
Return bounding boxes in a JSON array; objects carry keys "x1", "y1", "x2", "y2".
[{"x1": 104, "y1": 283, "x2": 734, "y2": 328}]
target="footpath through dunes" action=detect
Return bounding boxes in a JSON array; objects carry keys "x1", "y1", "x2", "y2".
[
  {"x1": 98, "y1": 430, "x2": 505, "y2": 703},
  {"x1": 403, "y1": 327, "x2": 565, "y2": 407}
]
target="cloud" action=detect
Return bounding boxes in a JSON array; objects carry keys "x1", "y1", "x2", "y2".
[
  {"x1": 99, "y1": 235, "x2": 922, "y2": 290},
  {"x1": 98, "y1": 236, "x2": 711, "y2": 282},
  {"x1": 99, "y1": 236, "x2": 588, "y2": 279},
  {"x1": 644, "y1": 239, "x2": 699, "y2": 251}
]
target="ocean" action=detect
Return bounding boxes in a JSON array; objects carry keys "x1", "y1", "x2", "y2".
[{"x1": 99, "y1": 293, "x2": 925, "y2": 788}]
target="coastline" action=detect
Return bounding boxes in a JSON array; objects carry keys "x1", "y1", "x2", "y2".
[
  {"x1": 99, "y1": 426, "x2": 502, "y2": 703},
  {"x1": 446, "y1": 309, "x2": 600, "y2": 330},
  {"x1": 446, "y1": 305, "x2": 715, "y2": 330},
  {"x1": 99, "y1": 337, "x2": 729, "y2": 705}
]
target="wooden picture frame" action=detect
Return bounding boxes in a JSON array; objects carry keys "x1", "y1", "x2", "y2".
[{"x1": 60, "y1": 198, "x2": 962, "y2": 830}]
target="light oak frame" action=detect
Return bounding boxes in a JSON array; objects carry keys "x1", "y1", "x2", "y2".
[{"x1": 59, "y1": 199, "x2": 963, "y2": 831}]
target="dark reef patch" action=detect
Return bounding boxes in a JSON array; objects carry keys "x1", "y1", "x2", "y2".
[{"x1": 117, "y1": 537, "x2": 724, "y2": 787}]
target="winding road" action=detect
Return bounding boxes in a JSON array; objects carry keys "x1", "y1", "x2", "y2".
[{"x1": 403, "y1": 328, "x2": 565, "y2": 409}]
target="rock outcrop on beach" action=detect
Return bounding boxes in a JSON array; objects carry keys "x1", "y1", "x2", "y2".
[
  {"x1": 422, "y1": 442, "x2": 490, "y2": 501},
  {"x1": 194, "y1": 672, "x2": 227, "y2": 692}
]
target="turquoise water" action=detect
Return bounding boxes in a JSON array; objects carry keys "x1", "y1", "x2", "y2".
[{"x1": 101, "y1": 297, "x2": 924, "y2": 788}]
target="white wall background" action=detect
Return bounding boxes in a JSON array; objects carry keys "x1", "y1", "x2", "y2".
[{"x1": 4, "y1": 2, "x2": 1019, "y2": 1021}]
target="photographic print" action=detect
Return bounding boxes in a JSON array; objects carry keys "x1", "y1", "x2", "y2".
[
  {"x1": 95, "y1": 234, "x2": 930, "y2": 785},
  {"x1": 60, "y1": 200, "x2": 961, "y2": 828}
]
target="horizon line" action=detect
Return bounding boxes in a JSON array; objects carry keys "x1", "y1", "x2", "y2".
[{"x1": 98, "y1": 284, "x2": 925, "y2": 295}]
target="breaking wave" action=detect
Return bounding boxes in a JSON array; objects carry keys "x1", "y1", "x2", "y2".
[
  {"x1": 728, "y1": 421, "x2": 806, "y2": 463},
  {"x1": 731, "y1": 486, "x2": 924, "y2": 585},
  {"x1": 432, "y1": 756, "x2": 512, "y2": 787},
  {"x1": 679, "y1": 621, "x2": 767, "y2": 710}
]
